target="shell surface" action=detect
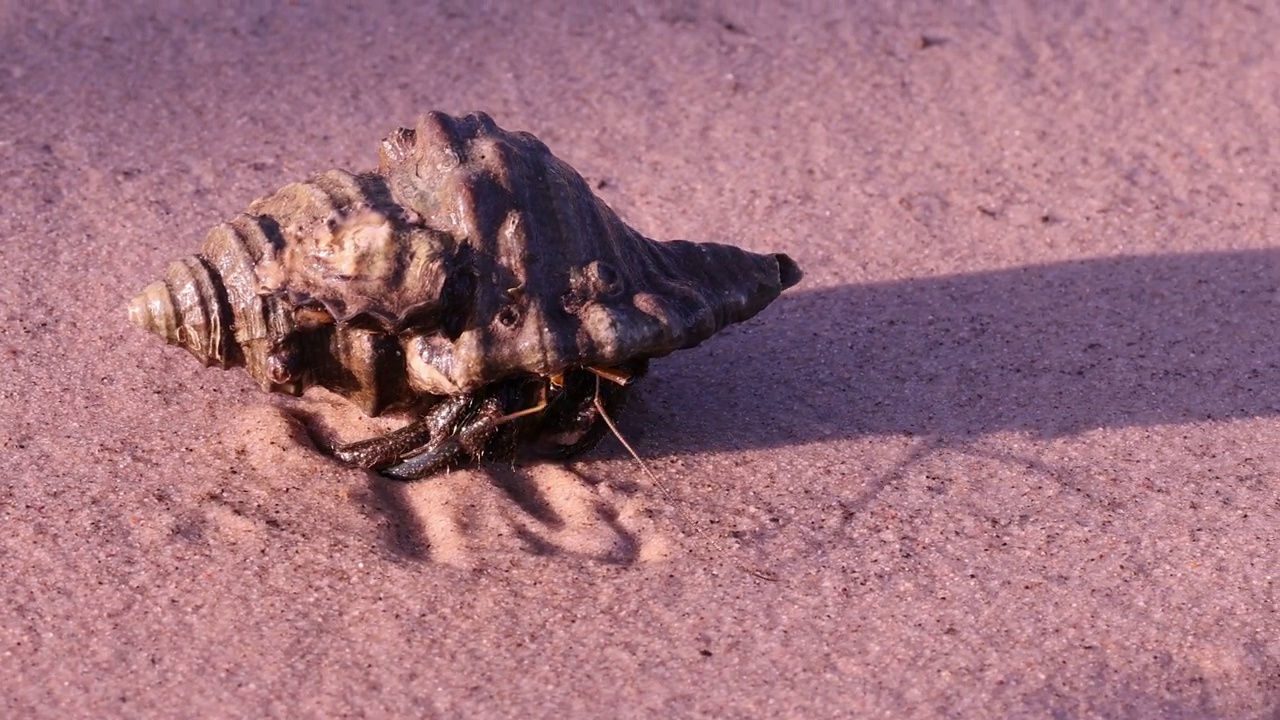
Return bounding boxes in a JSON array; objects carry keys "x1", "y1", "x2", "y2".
[{"x1": 129, "y1": 111, "x2": 802, "y2": 418}]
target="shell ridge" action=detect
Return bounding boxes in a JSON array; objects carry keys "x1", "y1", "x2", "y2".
[
  {"x1": 162, "y1": 258, "x2": 216, "y2": 365},
  {"x1": 203, "y1": 220, "x2": 269, "y2": 345},
  {"x1": 255, "y1": 168, "x2": 461, "y2": 333},
  {"x1": 507, "y1": 142, "x2": 583, "y2": 376},
  {"x1": 191, "y1": 254, "x2": 239, "y2": 367}
]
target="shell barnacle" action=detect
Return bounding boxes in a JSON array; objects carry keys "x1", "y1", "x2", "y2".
[{"x1": 129, "y1": 112, "x2": 802, "y2": 479}]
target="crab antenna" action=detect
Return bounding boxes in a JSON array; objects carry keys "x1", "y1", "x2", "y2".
[{"x1": 592, "y1": 376, "x2": 657, "y2": 483}]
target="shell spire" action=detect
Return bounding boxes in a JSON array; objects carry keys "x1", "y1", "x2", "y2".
[{"x1": 128, "y1": 257, "x2": 237, "y2": 369}]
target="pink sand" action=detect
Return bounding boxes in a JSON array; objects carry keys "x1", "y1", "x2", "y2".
[{"x1": 3, "y1": 2, "x2": 1279, "y2": 717}]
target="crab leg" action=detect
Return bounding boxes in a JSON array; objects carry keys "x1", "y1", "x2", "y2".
[
  {"x1": 382, "y1": 395, "x2": 506, "y2": 480},
  {"x1": 331, "y1": 394, "x2": 470, "y2": 469},
  {"x1": 380, "y1": 380, "x2": 559, "y2": 479},
  {"x1": 586, "y1": 365, "x2": 635, "y2": 386}
]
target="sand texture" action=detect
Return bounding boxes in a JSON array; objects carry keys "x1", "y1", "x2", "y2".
[{"x1": 3, "y1": 1, "x2": 1280, "y2": 717}]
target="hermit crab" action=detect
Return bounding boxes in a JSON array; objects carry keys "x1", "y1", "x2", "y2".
[{"x1": 129, "y1": 112, "x2": 802, "y2": 479}]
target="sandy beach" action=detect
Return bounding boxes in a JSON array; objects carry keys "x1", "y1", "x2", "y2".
[{"x1": 3, "y1": 1, "x2": 1279, "y2": 716}]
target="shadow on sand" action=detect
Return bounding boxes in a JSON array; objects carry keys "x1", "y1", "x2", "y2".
[
  {"x1": 628, "y1": 248, "x2": 1280, "y2": 456},
  {"x1": 345, "y1": 248, "x2": 1280, "y2": 559}
]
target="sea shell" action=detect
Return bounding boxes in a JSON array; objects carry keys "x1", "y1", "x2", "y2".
[{"x1": 129, "y1": 112, "x2": 801, "y2": 464}]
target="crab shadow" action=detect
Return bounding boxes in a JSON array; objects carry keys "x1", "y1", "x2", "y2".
[
  {"x1": 624, "y1": 248, "x2": 1280, "y2": 456},
  {"x1": 311, "y1": 248, "x2": 1280, "y2": 561}
]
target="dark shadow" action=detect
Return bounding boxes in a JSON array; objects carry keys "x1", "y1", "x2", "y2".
[
  {"x1": 360, "y1": 477, "x2": 431, "y2": 560},
  {"x1": 621, "y1": 249, "x2": 1280, "y2": 456},
  {"x1": 287, "y1": 249, "x2": 1280, "y2": 558},
  {"x1": 285, "y1": 405, "x2": 432, "y2": 559},
  {"x1": 486, "y1": 463, "x2": 565, "y2": 529}
]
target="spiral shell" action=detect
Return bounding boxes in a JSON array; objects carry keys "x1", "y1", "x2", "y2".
[{"x1": 129, "y1": 112, "x2": 802, "y2": 416}]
